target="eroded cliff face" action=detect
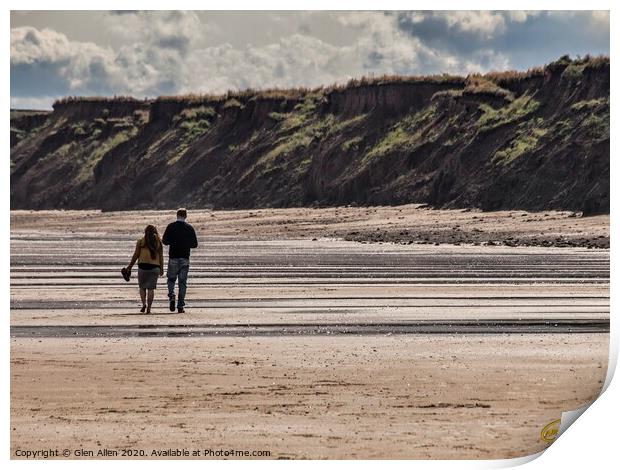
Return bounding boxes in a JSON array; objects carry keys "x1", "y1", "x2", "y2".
[{"x1": 10, "y1": 56, "x2": 609, "y2": 213}]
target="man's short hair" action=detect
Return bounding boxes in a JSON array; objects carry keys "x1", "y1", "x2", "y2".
[{"x1": 177, "y1": 208, "x2": 187, "y2": 219}]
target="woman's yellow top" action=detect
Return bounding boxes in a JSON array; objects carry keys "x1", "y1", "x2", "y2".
[{"x1": 131, "y1": 237, "x2": 164, "y2": 271}]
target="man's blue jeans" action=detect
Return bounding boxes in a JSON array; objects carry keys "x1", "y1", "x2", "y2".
[{"x1": 167, "y1": 258, "x2": 190, "y2": 308}]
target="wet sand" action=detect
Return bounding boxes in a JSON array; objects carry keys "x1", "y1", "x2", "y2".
[{"x1": 10, "y1": 208, "x2": 609, "y2": 459}]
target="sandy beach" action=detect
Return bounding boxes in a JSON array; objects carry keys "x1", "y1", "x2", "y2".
[
  {"x1": 10, "y1": 207, "x2": 609, "y2": 459},
  {"x1": 10, "y1": 204, "x2": 610, "y2": 247},
  {"x1": 11, "y1": 335, "x2": 607, "y2": 459}
]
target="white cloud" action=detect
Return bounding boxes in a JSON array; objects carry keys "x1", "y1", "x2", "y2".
[
  {"x1": 399, "y1": 11, "x2": 542, "y2": 38},
  {"x1": 181, "y1": 35, "x2": 350, "y2": 93},
  {"x1": 11, "y1": 26, "x2": 119, "y2": 95},
  {"x1": 103, "y1": 10, "x2": 205, "y2": 53},
  {"x1": 11, "y1": 26, "x2": 115, "y2": 68},
  {"x1": 14, "y1": 12, "x2": 499, "y2": 99},
  {"x1": 179, "y1": 12, "x2": 505, "y2": 95},
  {"x1": 442, "y1": 11, "x2": 507, "y2": 36},
  {"x1": 11, "y1": 27, "x2": 72, "y2": 64},
  {"x1": 398, "y1": 11, "x2": 507, "y2": 38},
  {"x1": 509, "y1": 11, "x2": 542, "y2": 23},
  {"x1": 336, "y1": 11, "x2": 505, "y2": 75}
]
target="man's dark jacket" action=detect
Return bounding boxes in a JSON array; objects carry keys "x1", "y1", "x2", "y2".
[{"x1": 162, "y1": 221, "x2": 198, "y2": 259}]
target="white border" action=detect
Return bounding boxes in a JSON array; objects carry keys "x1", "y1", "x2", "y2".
[{"x1": 3, "y1": 1, "x2": 616, "y2": 469}]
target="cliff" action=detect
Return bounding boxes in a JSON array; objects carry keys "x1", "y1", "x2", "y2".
[{"x1": 10, "y1": 56, "x2": 609, "y2": 213}]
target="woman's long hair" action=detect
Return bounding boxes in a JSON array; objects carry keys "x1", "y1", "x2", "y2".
[{"x1": 144, "y1": 225, "x2": 160, "y2": 258}]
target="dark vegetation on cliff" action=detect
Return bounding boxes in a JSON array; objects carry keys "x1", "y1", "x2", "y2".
[{"x1": 10, "y1": 55, "x2": 609, "y2": 213}]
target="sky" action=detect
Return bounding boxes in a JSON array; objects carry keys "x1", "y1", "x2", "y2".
[{"x1": 10, "y1": 10, "x2": 610, "y2": 109}]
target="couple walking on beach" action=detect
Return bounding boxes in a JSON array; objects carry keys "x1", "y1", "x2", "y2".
[{"x1": 123, "y1": 208, "x2": 198, "y2": 314}]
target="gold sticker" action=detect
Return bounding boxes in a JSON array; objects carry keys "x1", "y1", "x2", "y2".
[{"x1": 540, "y1": 418, "x2": 561, "y2": 442}]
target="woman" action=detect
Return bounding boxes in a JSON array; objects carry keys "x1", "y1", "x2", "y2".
[{"x1": 125, "y1": 225, "x2": 164, "y2": 314}]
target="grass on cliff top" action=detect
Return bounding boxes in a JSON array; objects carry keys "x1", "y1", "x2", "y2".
[
  {"x1": 562, "y1": 63, "x2": 588, "y2": 81},
  {"x1": 486, "y1": 54, "x2": 608, "y2": 85},
  {"x1": 50, "y1": 55, "x2": 608, "y2": 110},
  {"x1": 53, "y1": 96, "x2": 146, "y2": 106},
  {"x1": 463, "y1": 75, "x2": 514, "y2": 101},
  {"x1": 173, "y1": 106, "x2": 215, "y2": 124}
]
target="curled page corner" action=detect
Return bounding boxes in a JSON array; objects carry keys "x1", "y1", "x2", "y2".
[
  {"x1": 558, "y1": 403, "x2": 591, "y2": 439},
  {"x1": 536, "y1": 404, "x2": 591, "y2": 449}
]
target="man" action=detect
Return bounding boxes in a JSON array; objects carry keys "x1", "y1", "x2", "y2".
[{"x1": 162, "y1": 208, "x2": 198, "y2": 313}]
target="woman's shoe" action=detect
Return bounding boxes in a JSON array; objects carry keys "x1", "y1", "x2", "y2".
[
  {"x1": 140, "y1": 305, "x2": 146, "y2": 313},
  {"x1": 146, "y1": 308, "x2": 151, "y2": 314}
]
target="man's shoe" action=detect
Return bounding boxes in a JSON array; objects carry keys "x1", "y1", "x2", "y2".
[
  {"x1": 177, "y1": 307, "x2": 185, "y2": 313},
  {"x1": 169, "y1": 299, "x2": 176, "y2": 312}
]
